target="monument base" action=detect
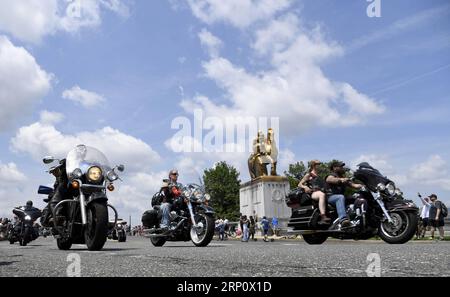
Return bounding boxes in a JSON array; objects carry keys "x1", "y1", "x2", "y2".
[{"x1": 239, "y1": 176, "x2": 291, "y2": 227}]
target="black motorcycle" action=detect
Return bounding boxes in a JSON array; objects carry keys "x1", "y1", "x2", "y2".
[
  {"x1": 142, "y1": 183, "x2": 215, "y2": 247},
  {"x1": 39, "y1": 144, "x2": 124, "y2": 251},
  {"x1": 8, "y1": 207, "x2": 41, "y2": 246},
  {"x1": 108, "y1": 219, "x2": 127, "y2": 242},
  {"x1": 286, "y1": 162, "x2": 419, "y2": 244}
]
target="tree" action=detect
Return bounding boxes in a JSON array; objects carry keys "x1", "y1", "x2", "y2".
[
  {"x1": 284, "y1": 161, "x2": 306, "y2": 189},
  {"x1": 203, "y1": 161, "x2": 241, "y2": 220}
]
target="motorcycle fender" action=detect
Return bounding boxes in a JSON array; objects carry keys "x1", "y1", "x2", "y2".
[
  {"x1": 86, "y1": 192, "x2": 108, "y2": 205},
  {"x1": 386, "y1": 201, "x2": 418, "y2": 212},
  {"x1": 197, "y1": 205, "x2": 215, "y2": 215}
]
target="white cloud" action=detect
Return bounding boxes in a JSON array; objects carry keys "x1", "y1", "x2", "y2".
[
  {"x1": 62, "y1": 85, "x2": 106, "y2": 108},
  {"x1": 39, "y1": 110, "x2": 65, "y2": 125},
  {"x1": 409, "y1": 155, "x2": 450, "y2": 191},
  {"x1": 10, "y1": 114, "x2": 161, "y2": 173},
  {"x1": 186, "y1": 0, "x2": 292, "y2": 28},
  {"x1": 0, "y1": 36, "x2": 52, "y2": 131},
  {"x1": 0, "y1": 0, "x2": 130, "y2": 44},
  {"x1": 198, "y1": 28, "x2": 223, "y2": 57},
  {"x1": 0, "y1": 162, "x2": 27, "y2": 186},
  {"x1": 180, "y1": 12, "x2": 384, "y2": 135}
]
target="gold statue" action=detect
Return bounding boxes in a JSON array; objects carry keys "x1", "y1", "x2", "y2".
[{"x1": 248, "y1": 128, "x2": 278, "y2": 179}]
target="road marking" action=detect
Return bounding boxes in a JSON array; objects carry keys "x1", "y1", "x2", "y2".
[
  {"x1": 283, "y1": 244, "x2": 299, "y2": 246},
  {"x1": 209, "y1": 243, "x2": 233, "y2": 246}
]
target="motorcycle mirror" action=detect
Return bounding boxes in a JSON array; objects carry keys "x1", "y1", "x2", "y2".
[
  {"x1": 117, "y1": 164, "x2": 125, "y2": 172},
  {"x1": 43, "y1": 156, "x2": 55, "y2": 164}
]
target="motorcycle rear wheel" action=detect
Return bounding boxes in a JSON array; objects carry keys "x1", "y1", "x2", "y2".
[
  {"x1": 84, "y1": 203, "x2": 109, "y2": 251},
  {"x1": 302, "y1": 233, "x2": 328, "y2": 245}
]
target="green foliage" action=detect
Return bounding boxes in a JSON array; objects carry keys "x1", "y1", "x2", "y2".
[
  {"x1": 284, "y1": 161, "x2": 306, "y2": 189},
  {"x1": 203, "y1": 161, "x2": 241, "y2": 220}
]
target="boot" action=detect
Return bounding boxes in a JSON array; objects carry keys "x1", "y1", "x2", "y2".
[{"x1": 318, "y1": 214, "x2": 331, "y2": 224}]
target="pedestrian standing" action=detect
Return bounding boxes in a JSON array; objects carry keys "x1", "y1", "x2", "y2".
[
  {"x1": 429, "y1": 194, "x2": 445, "y2": 241},
  {"x1": 272, "y1": 216, "x2": 279, "y2": 236},
  {"x1": 418, "y1": 193, "x2": 431, "y2": 239},
  {"x1": 219, "y1": 218, "x2": 225, "y2": 241},
  {"x1": 261, "y1": 216, "x2": 270, "y2": 242},
  {"x1": 242, "y1": 216, "x2": 249, "y2": 242},
  {"x1": 249, "y1": 216, "x2": 256, "y2": 241}
]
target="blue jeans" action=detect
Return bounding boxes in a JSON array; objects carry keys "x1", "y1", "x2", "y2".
[
  {"x1": 242, "y1": 225, "x2": 249, "y2": 241},
  {"x1": 328, "y1": 194, "x2": 347, "y2": 220},
  {"x1": 160, "y1": 202, "x2": 171, "y2": 228}
]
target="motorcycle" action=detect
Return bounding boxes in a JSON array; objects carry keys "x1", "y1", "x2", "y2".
[
  {"x1": 0, "y1": 219, "x2": 12, "y2": 241},
  {"x1": 286, "y1": 162, "x2": 419, "y2": 244},
  {"x1": 8, "y1": 207, "x2": 42, "y2": 246},
  {"x1": 108, "y1": 219, "x2": 127, "y2": 242},
  {"x1": 39, "y1": 144, "x2": 124, "y2": 251},
  {"x1": 142, "y1": 183, "x2": 215, "y2": 247}
]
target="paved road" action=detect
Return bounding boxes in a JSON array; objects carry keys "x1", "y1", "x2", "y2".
[{"x1": 1, "y1": 236, "x2": 449, "y2": 277}]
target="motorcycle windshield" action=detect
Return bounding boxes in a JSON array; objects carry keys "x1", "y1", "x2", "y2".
[
  {"x1": 354, "y1": 162, "x2": 392, "y2": 192},
  {"x1": 66, "y1": 144, "x2": 111, "y2": 177}
]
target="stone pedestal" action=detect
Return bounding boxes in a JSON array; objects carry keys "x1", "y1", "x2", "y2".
[{"x1": 239, "y1": 176, "x2": 291, "y2": 227}]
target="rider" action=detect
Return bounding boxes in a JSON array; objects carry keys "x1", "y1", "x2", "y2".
[
  {"x1": 42, "y1": 159, "x2": 70, "y2": 227},
  {"x1": 298, "y1": 160, "x2": 331, "y2": 224},
  {"x1": 325, "y1": 161, "x2": 363, "y2": 228},
  {"x1": 159, "y1": 169, "x2": 183, "y2": 231}
]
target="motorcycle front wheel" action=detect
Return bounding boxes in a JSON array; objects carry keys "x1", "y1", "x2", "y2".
[
  {"x1": 57, "y1": 237, "x2": 73, "y2": 250},
  {"x1": 378, "y1": 211, "x2": 417, "y2": 244},
  {"x1": 150, "y1": 236, "x2": 166, "y2": 247},
  {"x1": 190, "y1": 214, "x2": 215, "y2": 247},
  {"x1": 84, "y1": 203, "x2": 109, "y2": 251}
]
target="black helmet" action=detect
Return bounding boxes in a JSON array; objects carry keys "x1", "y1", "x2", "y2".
[{"x1": 26, "y1": 200, "x2": 33, "y2": 207}]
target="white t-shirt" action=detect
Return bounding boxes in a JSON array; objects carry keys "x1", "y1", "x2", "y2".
[{"x1": 420, "y1": 204, "x2": 430, "y2": 219}]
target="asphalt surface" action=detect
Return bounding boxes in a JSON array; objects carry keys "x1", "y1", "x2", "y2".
[{"x1": 1, "y1": 236, "x2": 449, "y2": 277}]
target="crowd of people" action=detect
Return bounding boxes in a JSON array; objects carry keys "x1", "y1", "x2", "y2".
[{"x1": 214, "y1": 214, "x2": 280, "y2": 242}]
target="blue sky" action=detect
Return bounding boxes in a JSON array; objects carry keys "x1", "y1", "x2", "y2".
[{"x1": 0, "y1": 0, "x2": 449, "y2": 224}]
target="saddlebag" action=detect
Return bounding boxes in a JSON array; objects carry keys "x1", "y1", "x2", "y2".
[
  {"x1": 287, "y1": 205, "x2": 317, "y2": 230},
  {"x1": 285, "y1": 188, "x2": 312, "y2": 209},
  {"x1": 141, "y1": 209, "x2": 158, "y2": 228}
]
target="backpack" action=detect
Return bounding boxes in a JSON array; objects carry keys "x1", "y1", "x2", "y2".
[{"x1": 441, "y1": 202, "x2": 448, "y2": 218}]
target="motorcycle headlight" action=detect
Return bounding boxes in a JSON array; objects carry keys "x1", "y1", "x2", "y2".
[
  {"x1": 87, "y1": 166, "x2": 103, "y2": 182},
  {"x1": 194, "y1": 190, "x2": 203, "y2": 201},
  {"x1": 376, "y1": 183, "x2": 386, "y2": 192},
  {"x1": 25, "y1": 215, "x2": 31, "y2": 221},
  {"x1": 386, "y1": 182, "x2": 396, "y2": 196},
  {"x1": 117, "y1": 224, "x2": 122, "y2": 228},
  {"x1": 106, "y1": 170, "x2": 119, "y2": 182},
  {"x1": 71, "y1": 168, "x2": 83, "y2": 179},
  {"x1": 204, "y1": 193, "x2": 211, "y2": 201},
  {"x1": 182, "y1": 188, "x2": 192, "y2": 198}
]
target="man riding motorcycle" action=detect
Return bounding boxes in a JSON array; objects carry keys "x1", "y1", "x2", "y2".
[
  {"x1": 325, "y1": 161, "x2": 363, "y2": 229},
  {"x1": 159, "y1": 169, "x2": 183, "y2": 232},
  {"x1": 41, "y1": 159, "x2": 73, "y2": 227}
]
